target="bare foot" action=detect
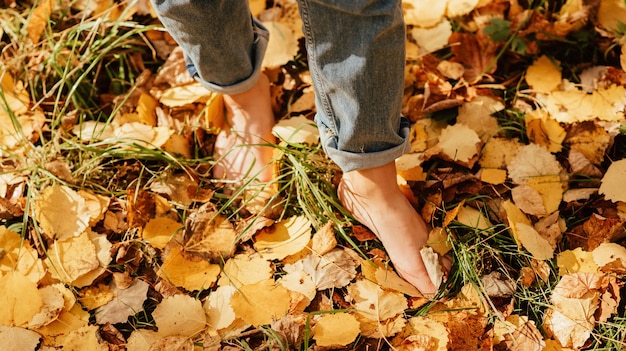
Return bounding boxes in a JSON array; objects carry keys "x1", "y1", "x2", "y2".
[
  {"x1": 338, "y1": 162, "x2": 441, "y2": 296},
  {"x1": 213, "y1": 74, "x2": 276, "y2": 185}
]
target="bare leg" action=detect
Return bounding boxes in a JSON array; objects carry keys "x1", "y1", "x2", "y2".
[
  {"x1": 338, "y1": 161, "x2": 439, "y2": 296},
  {"x1": 213, "y1": 74, "x2": 276, "y2": 184}
]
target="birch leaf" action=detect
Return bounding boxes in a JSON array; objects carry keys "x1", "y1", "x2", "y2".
[
  {"x1": 0, "y1": 271, "x2": 42, "y2": 327},
  {"x1": 217, "y1": 252, "x2": 273, "y2": 288},
  {"x1": 254, "y1": 216, "x2": 312, "y2": 261},
  {"x1": 313, "y1": 313, "x2": 360, "y2": 348},
  {"x1": 157, "y1": 245, "x2": 220, "y2": 291},
  {"x1": 599, "y1": 159, "x2": 626, "y2": 203},
  {"x1": 153, "y1": 294, "x2": 206, "y2": 337},
  {"x1": 95, "y1": 278, "x2": 149, "y2": 325},
  {"x1": 0, "y1": 326, "x2": 41, "y2": 351},
  {"x1": 34, "y1": 185, "x2": 91, "y2": 241},
  {"x1": 231, "y1": 279, "x2": 291, "y2": 327}
]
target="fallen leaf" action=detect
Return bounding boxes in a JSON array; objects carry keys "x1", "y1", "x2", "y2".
[
  {"x1": 95, "y1": 278, "x2": 149, "y2": 324},
  {"x1": 479, "y1": 137, "x2": 522, "y2": 168},
  {"x1": 0, "y1": 326, "x2": 41, "y2": 351},
  {"x1": 347, "y1": 278, "x2": 408, "y2": 321},
  {"x1": 153, "y1": 294, "x2": 206, "y2": 337},
  {"x1": 525, "y1": 55, "x2": 562, "y2": 93},
  {"x1": 0, "y1": 271, "x2": 42, "y2": 327},
  {"x1": 556, "y1": 248, "x2": 599, "y2": 276},
  {"x1": 599, "y1": 159, "x2": 626, "y2": 202},
  {"x1": 514, "y1": 222, "x2": 554, "y2": 260},
  {"x1": 46, "y1": 231, "x2": 100, "y2": 285},
  {"x1": 33, "y1": 304, "x2": 89, "y2": 347},
  {"x1": 456, "y1": 95, "x2": 503, "y2": 141},
  {"x1": 262, "y1": 21, "x2": 299, "y2": 69},
  {"x1": 230, "y1": 279, "x2": 291, "y2": 327},
  {"x1": 410, "y1": 20, "x2": 453, "y2": 54},
  {"x1": 447, "y1": 0, "x2": 479, "y2": 17},
  {"x1": 272, "y1": 115, "x2": 319, "y2": 144},
  {"x1": 456, "y1": 205, "x2": 493, "y2": 231},
  {"x1": 493, "y1": 314, "x2": 545, "y2": 351},
  {"x1": 157, "y1": 245, "x2": 220, "y2": 291},
  {"x1": 28, "y1": 285, "x2": 66, "y2": 328},
  {"x1": 284, "y1": 248, "x2": 359, "y2": 290},
  {"x1": 126, "y1": 329, "x2": 160, "y2": 351},
  {"x1": 403, "y1": 0, "x2": 447, "y2": 27},
  {"x1": 482, "y1": 271, "x2": 516, "y2": 297},
  {"x1": 34, "y1": 185, "x2": 91, "y2": 241},
  {"x1": 421, "y1": 246, "x2": 445, "y2": 290},
  {"x1": 77, "y1": 284, "x2": 115, "y2": 310},
  {"x1": 217, "y1": 252, "x2": 273, "y2": 288},
  {"x1": 525, "y1": 110, "x2": 566, "y2": 152},
  {"x1": 395, "y1": 315, "x2": 449, "y2": 351},
  {"x1": 254, "y1": 215, "x2": 312, "y2": 260},
  {"x1": 184, "y1": 208, "x2": 238, "y2": 262},
  {"x1": 543, "y1": 291, "x2": 598, "y2": 349},
  {"x1": 313, "y1": 313, "x2": 360, "y2": 347},
  {"x1": 565, "y1": 121, "x2": 611, "y2": 165},
  {"x1": 204, "y1": 285, "x2": 238, "y2": 331},
  {"x1": 143, "y1": 217, "x2": 182, "y2": 249},
  {"x1": 592, "y1": 242, "x2": 626, "y2": 271},
  {"x1": 435, "y1": 123, "x2": 482, "y2": 166},
  {"x1": 426, "y1": 227, "x2": 453, "y2": 256},
  {"x1": 311, "y1": 222, "x2": 337, "y2": 256},
  {"x1": 62, "y1": 325, "x2": 107, "y2": 351}
]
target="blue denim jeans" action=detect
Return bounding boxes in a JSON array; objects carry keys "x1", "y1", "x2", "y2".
[{"x1": 151, "y1": 0, "x2": 410, "y2": 172}]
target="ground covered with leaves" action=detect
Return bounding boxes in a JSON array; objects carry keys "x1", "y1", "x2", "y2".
[{"x1": 1, "y1": 0, "x2": 626, "y2": 350}]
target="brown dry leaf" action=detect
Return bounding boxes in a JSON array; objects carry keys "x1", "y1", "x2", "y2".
[
  {"x1": 153, "y1": 294, "x2": 206, "y2": 337},
  {"x1": 565, "y1": 121, "x2": 611, "y2": 165},
  {"x1": 62, "y1": 325, "x2": 107, "y2": 351},
  {"x1": 0, "y1": 271, "x2": 43, "y2": 327},
  {"x1": 0, "y1": 326, "x2": 41, "y2": 351},
  {"x1": 95, "y1": 278, "x2": 149, "y2": 325},
  {"x1": 449, "y1": 31, "x2": 499, "y2": 83},
  {"x1": 313, "y1": 313, "x2": 360, "y2": 348},
  {"x1": 204, "y1": 285, "x2": 238, "y2": 331},
  {"x1": 553, "y1": 273, "x2": 606, "y2": 299},
  {"x1": 157, "y1": 246, "x2": 220, "y2": 291},
  {"x1": 284, "y1": 248, "x2": 359, "y2": 290},
  {"x1": 583, "y1": 213, "x2": 624, "y2": 250},
  {"x1": 184, "y1": 208, "x2": 238, "y2": 262},
  {"x1": 34, "y1": 185, "x2": 91, "y2": 240},
  {"x1": 526, "y1": 55, "x2": 562, "y2": 93},
  {"x1": 568, "y1": 149, "x2": 602, "y2": 177},
  {"x1": 525, "y1": 110, "x2": 566, "y2": 153},
  {"x1": 231, "y1": 279, "x2": 291, "y2": 327},
  {"x1": 311, "y1": 221, "x2": 337, "y2": 256},
  {"x1": 254, "y1": 215, "x2": 312, "y2": 261},
  {"x1": 217, "y1": 252, "x2": 273, "y2": 288},
  {"x1": 511, "y1": 185, "x2": 547, "y2": 216},
  {"x1": 557, "y1": 248, "x2": 599, "y2": 276},
  {"x1": 143, "y1": 217, "x2": 182, "y2": 249},
  {"x1": 347, "y1": 278, "x2": 408, "y2": 321},
  {"x1": 482, "y1": 271, "x2": 516, "y2": 297},
  {"x1": 508, "y1": 143, "x2": 562, "y2": 185},
  {"x1": 434, "y1": 123, "x2": 482, "y2": 166},
  {"x1": 456, "y1": 95, "x2": 504, "y2": 141},
  {"x1": 493, "y1": 315, "x2": 545, "y2": 351},
  {"x1": 599, "y1": 159, "x2": 626, "y2": 203},
  {"x1": 592, "y1": 242, "x2": 626, "y2": 271}
]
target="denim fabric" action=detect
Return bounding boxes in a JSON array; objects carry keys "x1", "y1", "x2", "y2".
[{"x1": 151, "y1": 0, "x2": 410, "y2": 172}]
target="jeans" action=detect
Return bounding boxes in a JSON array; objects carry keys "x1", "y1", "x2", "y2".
[{"x1": 151, "y1": 0, "x2": 410, "y2": 172}]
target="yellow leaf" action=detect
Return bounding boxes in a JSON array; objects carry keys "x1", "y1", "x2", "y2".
[
  {"x1": 543, "y1": 291, "x2": 598, "y2": 349},
  {"x1": 456, "y1": 96, "x2": 504, "y2": 142},
  {"x1": 0, "y1": 271, "x2": 43, "y2": 327},
  {"x1": 158, "y1": 81, "x2": 212, "y2": 107},
  {"x1": 597, "y1": 0, "x2": 626, "y2": 31},
  {"x1": 46, "y1": 232, "x2": 99, "y2": 285},
  {"x1": 34, "y1": 185, "x2": 91, "y2": 241},
  {"x1": 217, "y1": 253, "x2": 273, "y2": 288},
  {"x1": 254, "y1": 216, "x2": 312, "y2": 260},
  {"x1": 447, "y1": 0, "x2": 479, "y2": 17},
  {"x1": 262, "y1": 21, "x2": 299, "y2": 69},
  {"x1": 272, "y1": 115, "x2": 320, "y2": 144},
  {"x1": 402, "y1": 0, "x2": 447, "y2": 27},
  {"x1": 311, "y1": 222, "x2": 337, "y2": 256},
  {"x1": 203, "y1": 285, "x2": 237, "y2": 331},
  {"x1": 72, "y1": 230, "x2": 112, "y2": 288},
  {"x1": 515, "y1": 222, "x2": 554, "y2": 260},
  {"x1": 599, "y1": 159, "x2": 626, "y2": 203},
  {"x1": 184, "y1": 210, "x2": 238, "y2": 261},
  {"x1": 426, "y1": 227, "x2": 453, "y2": 256},
  {"x1": 28, "y1": 285, "x2": 66, "y2": 329},
  {"x1": 34, "y1": 304, "x2": 89, "y2": 347},
  {"x1": 157, "y1": 246, "x2": 220, "y2": 291},
  {"x1": 436, "y1": 123, "x2": 482, "y2": 165},
  {"x1": 480, "y1": 168, "x2": 507, "y2": 184},
  {"x1": 126, "y1": 329, "x2": 160, "y2": 351},
  {"x1": 153, "y1": 294, "x2": 206, "y2": 337},
  {"x1": 479, "y1": 137, "x2": 522, "y2": 168},
  {"x1": 592, "y1": 242, "x2": 626, "y2": 270},
  {"x1": 77, "y1": 284, "x2": 115, "y2": 311},
  {"x1": 62, "y1": 325, "x2": 107, "y2": 351},
  {"x1": 26, "y1": 0, "x2": 53, "y2": 43},
  {"x1": 398, "y1": 316, "x2": 449, "y2": 351},
  {"x1": 526, "y1": 55, "x2": 562, "y2": 93},
  {"x1": 456, "y1": 206, "x2": 492, "y2": 230},
  {"x1": 135, "y1": 93, "x2": 157, "y2": 126},
  {"x1": 143, "y1": 217, "x2": 182, "y2": 249},
  {"x1": 409, "y1": 20, "x2": 453, "y2": 54},
  {"x1": 0, "y1": 326, "x2": 41, "y2": 351},
  {"x1": 525, "y1": 110, "x2": 566, "y2": 153},
  {"x1": 493, "y1": 315, "x2": 545, "y2": 351},
  {"x1": 77, "y1": 190, "x2": 110, "y2": 226},
  {"x1": 348, "y1": 279, "x2": 407, "y2": 321},
  {"x1": 396, "y1": 153, "x2": 426, "y2": 181},
  {"x1": 279, "y1": 269, "x2": 317, "y2": 305},
  {"x1": 313, "y1": 313, "x2": 361, "y2": 347},
  {"x1": 556, "y1": 248, "x2": 599, "y2": 276},
  {"x1": 231, "y1": 279, "x2": 291, "y2": 327}
]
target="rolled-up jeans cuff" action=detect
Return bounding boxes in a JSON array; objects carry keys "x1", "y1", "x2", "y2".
[
  {"x1": 186, "y1": 18, "x2": 269, "y2": 95},
  {"x1": 320, "y1": 118, "x2": 411, "y2": 173}
]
